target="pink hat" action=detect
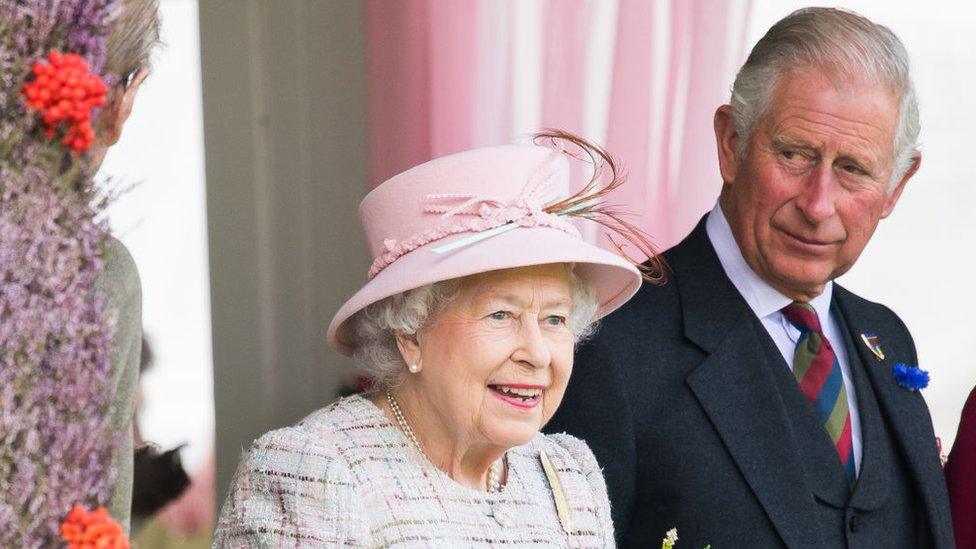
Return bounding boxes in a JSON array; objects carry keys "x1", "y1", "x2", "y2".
[{"x1": 327, "y1": 141, "x2": 649, "y2": 356}]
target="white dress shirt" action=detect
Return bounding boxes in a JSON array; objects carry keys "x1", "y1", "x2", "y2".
[{"x1": 705, "y1": 203, "x2": 862, "y2": 475}]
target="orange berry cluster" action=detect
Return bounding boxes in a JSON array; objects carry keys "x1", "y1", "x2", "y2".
[
  {"x1": 22, "y1": 51, "x2": 109, "y2": 154},
  {"x1": 60, "y1": 505, "x2": 129, "y2": 549}
]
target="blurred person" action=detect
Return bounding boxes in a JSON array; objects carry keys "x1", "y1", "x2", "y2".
[
  {"x1": 131, "y1": 337, "x2": 191, "y2": 534},
  {"x1": 82, "y1": 0, "x2": 163, "y2": 530},
  {"x1": 157, "y1": 450, "x2": 215, "y2": 537}
]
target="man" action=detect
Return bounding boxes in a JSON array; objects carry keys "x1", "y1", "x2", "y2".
[{"x1": 547, "y1": 8, "x2": 954, "y2": 548}]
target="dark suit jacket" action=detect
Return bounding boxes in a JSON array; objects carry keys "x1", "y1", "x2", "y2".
[
  {"x1": 546, "y1": 217, "x2": 954, "y2": 548},
  {"x1": 946, "y1": 387, "x2": 976, "y2": 548}
]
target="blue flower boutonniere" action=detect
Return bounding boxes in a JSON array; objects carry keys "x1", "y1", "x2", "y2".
[{"x1": 893, "y1": 363, "x2": 930, "y2": 391}]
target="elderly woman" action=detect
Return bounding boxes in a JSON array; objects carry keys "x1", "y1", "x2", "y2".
[{"x1": 213, "y1": 132, "x2": 661, "y2": 546}]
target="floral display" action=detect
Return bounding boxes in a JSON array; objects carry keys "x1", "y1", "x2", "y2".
[
  {"x1": 0, "y1": 0, "x2": 125, "y2": 545},
  {"x1": 60, "y1": 505, "x2": 128, "y2": 549},
  {"x1": 661, "y1": 528, "x2": 679, "y2": 549},
  {"x1": 22, "y1": 51, "x2": 110, "y2": 154}
]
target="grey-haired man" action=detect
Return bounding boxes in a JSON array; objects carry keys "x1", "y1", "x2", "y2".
[{"x1": 548, "y1": 8, "x2": 953, "y2": 548}]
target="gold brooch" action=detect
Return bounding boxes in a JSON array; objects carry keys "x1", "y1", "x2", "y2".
[{"x1": 540, "y1": 451, "x2": 573, "y2": 534}]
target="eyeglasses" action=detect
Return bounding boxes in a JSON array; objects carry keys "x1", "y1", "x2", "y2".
[{"x1": 121, "y1": 67, "x2": 140, "y2": 90}]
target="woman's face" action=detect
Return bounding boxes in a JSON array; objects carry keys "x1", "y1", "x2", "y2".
[{"x1": 408, "y1": 264, "x2": 576, "y2": 449}]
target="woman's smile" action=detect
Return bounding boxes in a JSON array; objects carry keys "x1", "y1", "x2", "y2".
[{"x1": 488, "y1": 383, "x2": 546, "y2": 410}]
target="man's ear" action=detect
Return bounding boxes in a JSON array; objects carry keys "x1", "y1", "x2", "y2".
[
  {"x1": 714, "y1": 104, "x2": 740, "y2": 184},
  {"x1": 881, "y1": 152, "x2": 921, "y2": 218},
  {"x1": 101, "y1": 68, "x2": 149, "y2": 146}
]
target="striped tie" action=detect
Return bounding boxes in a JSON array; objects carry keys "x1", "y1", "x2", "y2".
[{"x1": 781, "y1": 302, "x2": 856, "y2": 485}]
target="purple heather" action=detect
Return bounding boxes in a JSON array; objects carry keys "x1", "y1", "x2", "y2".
[{"x1": 1, "y1": 0, "x2": 123, "y2": 545}]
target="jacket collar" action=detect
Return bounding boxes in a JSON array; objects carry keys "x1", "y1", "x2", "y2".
[{"x1": 673, "y1": 216, "x2": 823, "y2": 547}]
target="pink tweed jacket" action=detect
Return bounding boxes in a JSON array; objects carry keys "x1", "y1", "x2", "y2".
[{"x1": 213, "y1": 395, "x2": 615, "y2": 548}]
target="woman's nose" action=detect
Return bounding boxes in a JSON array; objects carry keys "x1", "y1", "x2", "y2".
[{"x1": 511, "y1": 317, "x2": 551, "y2": 370}]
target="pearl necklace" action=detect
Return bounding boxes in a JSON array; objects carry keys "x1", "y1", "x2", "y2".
[{"x1": 386, "y1": 389, "x2": 501, "y2": 493}]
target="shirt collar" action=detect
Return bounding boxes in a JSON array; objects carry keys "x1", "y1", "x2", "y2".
[{"x1": 705, "y1": 201, "x2": 833, "y2": 322}]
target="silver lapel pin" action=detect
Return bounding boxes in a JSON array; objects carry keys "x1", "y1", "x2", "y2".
[{"x1": 860, "y1": 332, "x2": 885, "y2": 362}]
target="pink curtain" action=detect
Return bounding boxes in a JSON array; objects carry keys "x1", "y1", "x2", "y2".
[{"x1": 365, "y1": 0, "x2": 752, "y2": 249}]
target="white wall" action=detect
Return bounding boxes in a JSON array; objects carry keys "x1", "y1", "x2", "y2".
[
  {"x1": 101, "y1": 0, "x2": 213, "y2": 473},
  {"x1": 748, "y1": 1, "x2": 976, "y2": 450}
]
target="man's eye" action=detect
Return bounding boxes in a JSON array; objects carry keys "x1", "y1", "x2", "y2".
[
  {"x1": 545, "y1": 315, "x2": 567, "y2": 326},
  {"x1": 781, "y1": 150, "x2": 797, "y2": 160},
  {"x1": 489, "y1": 311, "x2": 510, "y2": 321},
  {"x1": 841, "y1": 164, "x2": 865, "y2": 175}
]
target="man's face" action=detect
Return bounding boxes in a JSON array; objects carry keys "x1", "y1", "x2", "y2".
[{"x1": 716, "y1": 67, "x2": 918, "y2": 300}]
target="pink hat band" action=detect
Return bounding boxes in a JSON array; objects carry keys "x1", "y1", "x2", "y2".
[
  {"x1": 327, "y1": 142, "x2": 645, "y2": 356},
  {"x1": 367, "y1": 149, "x2": 580, "y2": 278}
]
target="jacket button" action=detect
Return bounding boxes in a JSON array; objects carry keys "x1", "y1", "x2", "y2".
[{"x1": 849, "y1": 514, "x2": 861, "y2": 533}]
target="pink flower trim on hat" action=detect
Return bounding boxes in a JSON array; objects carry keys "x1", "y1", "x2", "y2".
[{"x1": 367, "y1": 151, "x2": 581, "y2": 279}]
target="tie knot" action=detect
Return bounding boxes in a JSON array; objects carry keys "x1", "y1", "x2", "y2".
[{"x1": 781, "y1": 301, "x2": 822, "y2": 333}]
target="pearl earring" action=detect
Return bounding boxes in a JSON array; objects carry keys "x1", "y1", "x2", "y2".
[{"x1": 408, "y1": 362, "x2": 422, "y2": 374}]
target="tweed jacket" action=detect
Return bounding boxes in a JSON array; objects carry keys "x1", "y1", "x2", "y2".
[{"x1": 213, "y1": 395, "x2": 615, "y2": 548}]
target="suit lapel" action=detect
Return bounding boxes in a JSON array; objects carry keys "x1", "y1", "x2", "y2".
[
  {"x1": 834, "y1": 309, "x2": 891, "y2": 511},
  {"x1": 833, "y1": 287, "x2": 954, "y2": 547},
  {"x1": 674, "y1": 220, "x2": 822, "y2": 548}
]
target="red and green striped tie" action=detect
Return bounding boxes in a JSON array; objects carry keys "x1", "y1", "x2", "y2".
[{"x1": 781, "y1": 302, "x2": 856, "y2": 485}]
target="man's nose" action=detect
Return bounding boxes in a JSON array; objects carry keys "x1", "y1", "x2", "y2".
[{"x1": 794, "y1": 164, "x2": 837, "y2": 224}]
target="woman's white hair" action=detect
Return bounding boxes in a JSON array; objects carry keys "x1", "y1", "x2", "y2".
[
  {"x1": 730, "y1": 7, "x2": 918, "y2": 190},
  {"x1": 351, "y1": 264, "x2": 599, "y2": 390}
]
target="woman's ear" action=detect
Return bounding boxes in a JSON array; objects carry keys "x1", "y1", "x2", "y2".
[
  {"x1": 100, "y1": 68, "x2": 149, "y2": 146},
  {"x1": 394, "y1": 332, "x2": 422, "y2": 372}
]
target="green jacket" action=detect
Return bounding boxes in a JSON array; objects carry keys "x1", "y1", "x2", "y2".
[{"x1": 96, "y1": 237, "x2": 142, "y2": 533}]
